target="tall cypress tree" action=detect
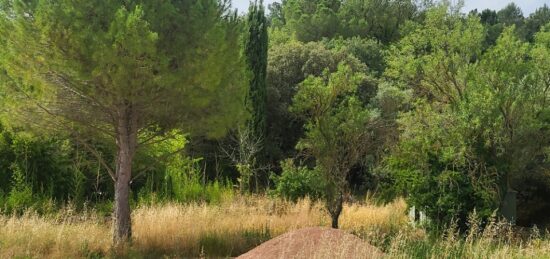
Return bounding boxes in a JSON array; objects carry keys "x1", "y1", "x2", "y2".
[
  {"x1": 245, "y1": 0, "x2": 268, "y2": 188},
  {"x1": 244, "y1": 0, "x2": 268, "y2": 168}
]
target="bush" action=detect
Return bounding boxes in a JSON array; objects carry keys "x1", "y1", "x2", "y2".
[
  {"x1": 4, "y1": 164, "x2": 34, "y2": 214},
  {"x1": 2, "y1": 164, "x2": 57, "y2": 215},
  {"x1": 383, "y1": 107, "x2": 500, "y2": 230},
  {"x1": 203, "y1": 180, "x2": 234, "y2": 205},
  {"x1": 136, "y1": 155, "x2": 234, "y2": 205},
  {"x1": 94, "y1": 201, "x2": 113, "y2": 217},
  {"x1": 269, "y1": 159, "x2": 327, "y2": 202},
  {"x1": 133, "y1": 134, "x2": 235, "y2": 205},
  {"x1": 5, "y1": 186, "x2": 34, "y2": 214},
  {"x1": 167, "y1": 156, "x2": 234, "y2": 205},
  {"x1": 172, "y1": 176, "x2": 233, "y2": 205},
  {"x1": 0, "y1": 124, "x2": 114, "y2": 212}
]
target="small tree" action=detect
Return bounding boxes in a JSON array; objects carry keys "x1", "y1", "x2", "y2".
[
  {"x1": 221, "y1": 126, "x2": 263, "y2": 193},
  {"x1": 290, "y1": 64, "x2": 379, "y2": 228},
  {"x1": 0, "y1": 0, "x2": 247, "y2": 244}
]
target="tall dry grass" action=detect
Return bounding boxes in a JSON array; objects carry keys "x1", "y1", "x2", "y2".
[
  {"x1": 385, "y1": 213, "x2": 550, "y2": 259},
  {"x1": 0, "y1": 208, "x2": 110, "y2": 258},
  {"x1": 0, "y1": 196, "x2": 405, "y2": 258},
  {"x1": 131, "y1": 196, "x2": 408, "y2": 256},
  {"x1": 1, "y1": 196, "x2": 549, "y2": 258}
]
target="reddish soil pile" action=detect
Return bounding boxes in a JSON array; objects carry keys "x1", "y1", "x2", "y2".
[{"x1": 237, "y1": 227, "x2": 384, "y2": 259}]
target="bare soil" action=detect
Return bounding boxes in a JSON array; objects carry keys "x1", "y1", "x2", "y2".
[{"x1": 237, "y1": 227, "x2": 384, "y2": 259}]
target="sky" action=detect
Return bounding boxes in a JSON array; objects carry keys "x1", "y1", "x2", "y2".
[{"x1": 232, "y1": 0, "x2": 550, "y2": 15}]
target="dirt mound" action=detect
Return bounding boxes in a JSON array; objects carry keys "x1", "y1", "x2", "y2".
[{"x1": 237, "y1": 227, "x2": 384, "y2": 259}]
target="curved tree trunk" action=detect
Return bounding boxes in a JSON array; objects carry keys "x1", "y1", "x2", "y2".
[
  {"x1": 113, "y1": 107, "x2": 138, "y2": 245},
  {"x1": 328, "y1": 192, "x2": 343, "y2": 229}
]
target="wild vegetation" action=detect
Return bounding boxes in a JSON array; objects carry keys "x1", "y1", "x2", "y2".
[
  {"x1": 2, "y1": 196, "x2": 550, "y2": 258},
  {"x1": 0, "y1": 0, "x2": 549, "y2": 257}
]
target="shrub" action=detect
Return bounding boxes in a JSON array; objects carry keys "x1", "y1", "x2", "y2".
[
  {"x1": 134, "y1": 134, "x2": 235, "y2": 205},
  {"x1": 0, "y1": 163, "x2": 57, "y2": 215},
  {"x1": 136, "y1": 159, "x2": 234, "y2": 205},
  {"x1": 383, "y1": 106, "x2": 500, "y2": 229},
  {"x1": 171, "y1": 176, "x2": 233, "y2": 205},
  {"x1": 0, "y1": 124, "x2": 114, "y2": 212},
  {"x1": 94, "y1": 201, "x2": 114, "y2": 217},
  {"x1": 167, "y1": 157, "x2": 234, "y2": 205},
  {"x1": 5, "y1": 164, "x2": 34, "y2": 214},
  {"x1": 5, "y1": 186, "x2": 34, "y2": 214},
  {"x1": 203, "y1": 180, "x2": 234, "y2": 205},
  {"x1": 270, "y1": 159, "x2": 327, "y2": 202}
]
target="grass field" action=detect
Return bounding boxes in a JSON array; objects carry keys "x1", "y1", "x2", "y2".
[{"x1": 0, "y1": 196, "x2": 549, "y2": 258}]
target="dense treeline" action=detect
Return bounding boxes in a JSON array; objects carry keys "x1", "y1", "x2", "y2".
[
  {"x1": 266, "y1": 0, "x2": 550, "y2": 228},
  {"x1": 0, "y1": 0, "x2": 549, "y2": 242}
]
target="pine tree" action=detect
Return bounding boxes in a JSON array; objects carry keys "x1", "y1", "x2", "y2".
[{"x1": 0, "y1": 0, "x2": 247, "y2": 244}]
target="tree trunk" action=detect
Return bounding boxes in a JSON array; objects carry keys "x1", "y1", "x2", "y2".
[
  {"x1": 113, "y1": 107, "x2": 138, "y2": 245},
  {"x1": 113, "y1": 152, "x2": 132, "y2": 245},
  {"x1": 328, "y1": 192, "x2": 343, "y2": 229}
]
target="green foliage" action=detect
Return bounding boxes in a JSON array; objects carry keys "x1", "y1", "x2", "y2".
[
  {"x1": 270, "y1": 159, "x2": 326, "y2": 202},
  {"x1": 94, "y1": 201, "x2": 114, "y2": 217},
  {"x1": 383, "y1": 8, "x2": 492, "y2": 225},
  {"x1": 338, "y1": 0, "x2": 420, "y2": 43},
  {"x1": 266, "y1": 40, "x2": 370, "y2": 166},
  {"x1": 278, "y1": 0, "x2": 421, "y2": 43},
  {"x1": 0, "y1": 0, "x2": 547, "y2": 233},
  {"x1": 0, "y1": 0, "x2": 248, "y2": 138},
  {"x1": 283, "y1": 0, "x2": 342, "y2": 42},
  {"x1": 166, "y1": 147, "x2": 234, "y2": 205},
  {"x1": 0, "y1": 123, "x2": 111, "y2": 211},
  {"x1": 0, "y1": 1, "x2": 248, "y2": 241},
  {"x1": 5, "y1": 164, "x2": 34, "y2": 214},
  {"x1": 5, "y1": 186, "x2": 34, "y2": 214},
  {"x1": 245, "y1": 0, "x2": 269, "y2": 141},
  {"x1": 385, "y1": 4, "x2": 485, "y2": 103},
  {"x1": 290, "y1": 64, "x2": 379, "y2": 179},
  {"x1": 525, "y1": 5, "x2": 550, "y2": 41},
  {"x1": 236, "y1": 163, "x2": 253, "y2": 194},
  {"x1": 137, "y1": 134, "x2": 234, "y2": 205},
  {"x1": 323, "y1": 36, "x2": 386, "y2": 75},
  {"x1": 138, "y1": 172, "x2": 233, "y2": 206},
  {"x1": 497, "y1": 3, "x2": 524, "y2": 28},
  {"x1": 474, "y1": 3, "x2": 550, "y2": 45},
  {"x1": 384, "y1": 6, "x2": 550, "y2": 227},
  {"x1": 239, "y1": 1, "x2": 270, "y2": 191},
  {"x1": 290, "y1": 63, "x2": 380, "y2": 227},
  {"x1": 69, "y1": 160, "x2": 87, "y2": 206},
  {"x1": 169, "y1": 167, "x2": 233, "y2": 205},
  {"x1": 384, "y1": 103, "x2": 500, "y2": 226},
  {"x1": 267, "y1": 2, "x2": 285, "y2": 28},
  {"x1": 0, "y1": 189, "x2": 4, "y2": 210}
]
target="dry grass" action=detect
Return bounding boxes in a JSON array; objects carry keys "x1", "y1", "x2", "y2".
[
  {"x1": 0, "y1": 209, "x2": 110, "y2": 258},
  {"x1": 0, "y1": 196, "x2": 405, "y2": 258},
  {"x1": 1, "y1": 196, "x2": 549, "y2": 258},
  {"x1": 385, "y1": 215, "x2": 550, "y2": 259},
  {"x1": 131, "y1": 196, "x2": 407, "y2": 257}
]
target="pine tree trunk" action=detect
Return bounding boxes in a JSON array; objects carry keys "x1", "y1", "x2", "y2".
[
  {"x1": 113, "y1": 107, "x2": 137, "y2": 245},
  {"x1": 113, "y1": 153, "x2": 132, "y2": 244}
]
